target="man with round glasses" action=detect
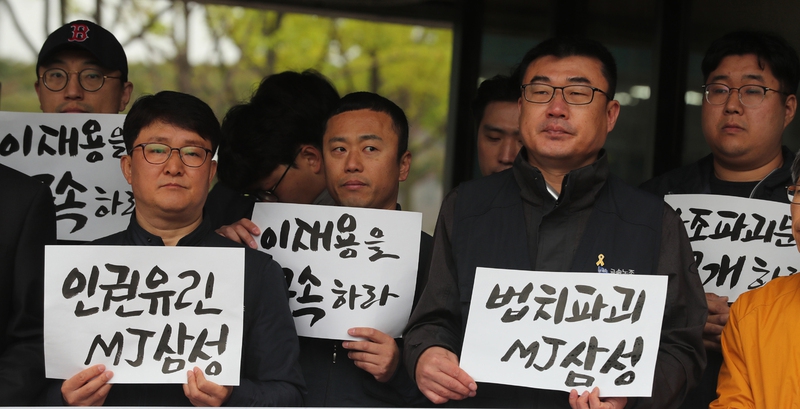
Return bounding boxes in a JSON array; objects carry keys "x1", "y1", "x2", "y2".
[
  {"x1": 35, "y1": 20, "x2": 133, "y2": 114},
  {"x1": 641, "y1": 31, "x2": 799, "y2": 409},
  {"x1": 43, "y1": 91, "x2": 304, "y2": 406},
  {"x1": 404, "y1": 37, "x2": 706, "y2": 409}
]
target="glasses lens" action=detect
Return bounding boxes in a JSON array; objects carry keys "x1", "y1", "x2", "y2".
[
  {"x1": 705, "y1": 84, "x2": 730, "y2": 105},
  {"x1": 142, "y1": 143, "x2": 171, "y2": 164},
  {"x1": 179, "y1": 146, "x2": 208, "y2": 167},
  {"x1": 79, "y1": 69, "x2": 105, "y2": 91},
  {"x1": 788, "y1": 185, "x2": 798, "y2": 202},
  {"x1": 563, "y1": 85, "x2": 594, "y2": 105},
  {"x1": 524, "y1": 84, "x2": 554, "y2": 103},
  {"x1": 43, "y1": 69, "x2": 68, "y2": 91},
  {"x1": 740, "y1": 85, "x2": 767, "y2": 107}
]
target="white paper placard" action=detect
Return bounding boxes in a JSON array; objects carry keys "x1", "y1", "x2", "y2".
[
  {"x1": 251, "y1": 202, "x2": 421, "y2": 340},
  {"x1": 665, "y1": 194, "x2": 796, "y2": 301},
  {"x1": 460, "y1": 268, "x2": 667, "y2": 397},
  {"x1": 0, "y1": 112, "x2": 131, "y2": 241},
  {"x1": 44, "y1": 246, "x2": 245, "y2": 385}
]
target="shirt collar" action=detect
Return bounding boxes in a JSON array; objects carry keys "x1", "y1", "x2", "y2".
[{"x1": 123, "y1": 211, "x2": 213, "y2": 246}]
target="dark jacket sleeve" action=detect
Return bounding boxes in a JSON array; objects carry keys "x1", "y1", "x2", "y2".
[
  {"x1": 0, "y1": 172, "x2": 56, "y2": 405},
  {"x1": 629, "y1": 206, "x2": 708, "y2": 409},
  {"x1": 403, "y1": 190, "x2": 463, "y2": 380},
  {"x1": 227, "y1": 253, "x2": 304, "y2": 406}
]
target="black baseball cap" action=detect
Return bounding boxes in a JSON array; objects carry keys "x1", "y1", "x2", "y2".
[{"x1": 36, "y1": 20, "x2": 128, "y2": 82}]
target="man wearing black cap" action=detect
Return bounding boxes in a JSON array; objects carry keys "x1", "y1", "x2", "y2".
[{"x1": 35, "y1": 20, "x2": 133, "y2": 114}]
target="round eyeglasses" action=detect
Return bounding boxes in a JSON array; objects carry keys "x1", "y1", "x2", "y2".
[
  {"x1": 131, "y1": 143, "x2": 212, "y2": 168},
  {"x1": 521, "y1": 83, "x2": 609, "y2": 105},
  {"x1": 702, "y1": 83, "x2": 788, "y2": 107},
  {"x1": 787, "y1": 184, "x2": 800, "y2": 204},
  {"x1": 39, "y1": 68, "x2": 122, "y2": 92}
]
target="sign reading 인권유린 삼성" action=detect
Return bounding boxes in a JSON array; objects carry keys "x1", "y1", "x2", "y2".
[
  {"x1": 251, "y1": 202, "x2": 421, "y2": 340},
  {"x1": 44, "y1": 246, "x2": 245, "y2": 385},
  {"x1": 460, "y1": 268, "x2": 667, "y2": 397},
  {"x1": 0, "y1": 112, "x2": 131, "y2": 241},
  {"x1": 665, "y1": 194, "x2": 796, "y2": 301}
]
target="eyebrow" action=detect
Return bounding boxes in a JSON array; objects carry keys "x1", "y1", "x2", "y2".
[
  {"x1": 482, "y1": 124, "x2": 519, "y2": 135},
  {"x1": 529, "y1": 75, "x2": 592, "y2": 85},
  {"x1": 46, "y1": 58, "x2": 104, "y2": 68},
  {"x1": 147, "y1": 135, "x2": 208, "y2": 147},
  {"x1": 328, "y1": 134, "x2": 383, "y2": 144},
  {"x1": 709, "y1": 73, "x2": 766, "y2": 83}
]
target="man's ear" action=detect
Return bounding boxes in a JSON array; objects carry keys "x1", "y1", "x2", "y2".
[
  {"x1": 119, "y1": 82, "x2": 134, "y2": 112},
  {"x1": 120, "y1": 154, "x2": 133, "y2": 185},
  {"x1": 784, "y1": 94, "x2": 797, "y2": 129},
  {"x1": 398, "y1": 151, "x2": 412, "y2": 182},
  {"x1": 34, "y1": 81, "x2": 44, "y2": 111},
  {"x1": 299, "y1": 144, "x2": 324, "y2": 174},
  {"x1": 606, "y1": 99, "x2": 621, "y2": 134}
]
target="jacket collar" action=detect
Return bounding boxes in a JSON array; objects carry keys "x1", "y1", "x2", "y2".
[{"x1": 512, "y1": 149, "x2": 609, "y2": 213}]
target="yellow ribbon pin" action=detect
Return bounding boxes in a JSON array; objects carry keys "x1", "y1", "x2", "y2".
[{"x1": 596, "y1": 254, "x2": 605, "y2": 267}]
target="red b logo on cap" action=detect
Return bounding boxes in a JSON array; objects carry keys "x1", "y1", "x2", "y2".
[{"x1": 68, "y1": 24, "x2": 90, "y2": 42}]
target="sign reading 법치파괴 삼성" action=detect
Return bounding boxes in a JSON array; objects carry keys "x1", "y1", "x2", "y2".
[
  {"x1": 251, "y1": 202, "x2": 421, "y2": 340},
  {"x1": 44, "y1": 246, "x2": 245, "y2": 385},
  {"x1": 460, "y1": 268, "x2": 667, "y2": 397},
  {"x1": 0, "y1": 112, "x2": 131, "y2": 241},
  {"x1": 665, "y1": 194, "x2": 796, "y2": 301}
]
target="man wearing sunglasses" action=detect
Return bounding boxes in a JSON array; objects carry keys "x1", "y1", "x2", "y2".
[
  {"x1": 35, "y1": 20, "x2": 133, "y2": 114},
  {"x1": 404, "y1": 37, "x2": 706, "y2": 409},
  {"x1": 641, "y1": 31, "x2": 799, "y2": 409}
]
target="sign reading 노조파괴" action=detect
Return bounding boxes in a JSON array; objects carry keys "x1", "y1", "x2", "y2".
[
  {"x1": 665, "y1": 194, "x2": 797, "y2": 301},
  {"x1": 460, "y1": 268, "x2": 667, "y2": 397},
  {"x1": 0, "y1": 112, "x2": 131, "y2": 241},
  {"x1": 251, "y1": 202, "x2": 421, "y2": 340},
  {"x1": 44, "y1": 246, "x2": 245, "y2": 385}
]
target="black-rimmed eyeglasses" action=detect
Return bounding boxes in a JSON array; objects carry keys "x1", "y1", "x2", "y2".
[
  {"x1": 39, "y1": 68, "x2": 122, "y2": 92},
  {"x1": 130, "y1": 143, "x2": 212, "y2": 168},
  {"x1": 702, "y1": 83, "x2": 788, "y2": 107},
  {"x1": 252, "y1": 151, "x2": 301, "y2": 202},
  {"x1": 521, "y1": 83, "x2": 609, "y2": 105}
]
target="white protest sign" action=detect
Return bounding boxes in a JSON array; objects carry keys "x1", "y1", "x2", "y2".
[
  {"x1": 460, "y1": 268, "x2": 667, "y2": 397},
  {"x1": 251, "y1": 202, "x2": 421, "y2": 340},
  {"x1": 44, "y1": 246, "x2": 245, "y2": 385},
  {"x1": 665, "y1": 194, "x2": 796, "y2": 301},
  {"x1": 0, "y1": 112, "x2": 131, "y2": 241}
]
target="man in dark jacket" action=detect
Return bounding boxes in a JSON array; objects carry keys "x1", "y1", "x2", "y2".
[
  {"x1": 297, "y1": 92, "x2": 431, "y2": 407},
  {"x1": 404, "y1": 37, "x2": 707, "y2": 409},
  {"x1": 0, "y1": 164, "x2": 57, "y2": 404},
  {"x1": 641, "y1": 31, "x2": 799, "y2": 409},
  {"x1": 48, "y1": 91, "x2": 304, "y2": 406}
]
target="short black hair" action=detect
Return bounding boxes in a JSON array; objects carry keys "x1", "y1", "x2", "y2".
[
  {"x1": 702, "y1": 31, "x2": 800, "y2": 96},
  {"x1": 123, "y1": 91, "x2": 220, "y2": 154},
  {"x1": 326, "y1": 91, "x2": 409, "y2": 161},
  {"x1": 472, "y1": 74, "x2": 520, "y2": 130},
  {"x1": 792, "y1": 148, "x2": 800, "y2": 184},
  {"x1": 517, "y1": 37, "x2": 617, "y2": 99},
  {"x1": 216, "y1": 70, "x2": 339, "y2": 192}
]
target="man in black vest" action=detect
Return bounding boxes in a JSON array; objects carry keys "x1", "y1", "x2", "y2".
[
  {"x1": 404, "y1": 37, "x2": 707, "y2": 409},
  {"x1": 640, "y1": 31, "x2": 799, "y2": 409}
]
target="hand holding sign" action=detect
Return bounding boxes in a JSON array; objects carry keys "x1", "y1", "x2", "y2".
[
  {"x1": 61, "y1": 364, "x2": 113, "y2": 406},
  {"x1": 415, "y1": 346, "x2": 477, "y2": 404},
  {"x1": 703, "y1": 293, "x2": 730, "y2": 352},
  {"x1": 183, "y1": 367, "x2": 233, "y2": 406},
  {"x1": 342, "y1": 327, "x2": 400, "y2": 383},
  {"x1": 215, "y1": 218, "x2": 261, "y2": 250},
  {"x1": 568, "y1": 387, "x2": 627, "y2": 409}
]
